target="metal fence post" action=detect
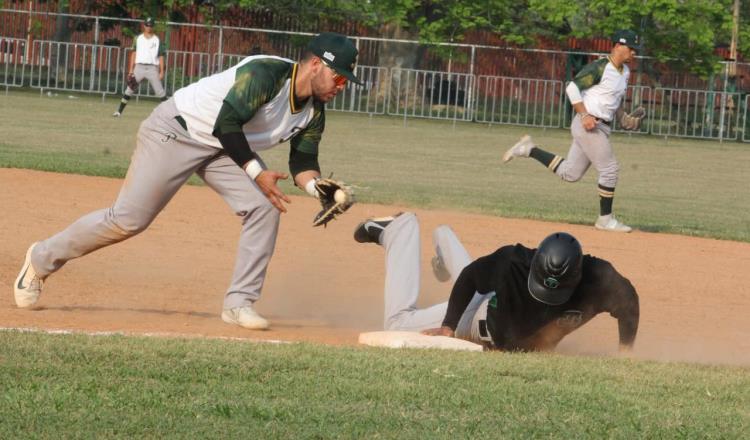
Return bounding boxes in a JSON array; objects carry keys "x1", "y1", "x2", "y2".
[
  {"x1": 718, "y1": 62, "x2": 728, "y2": 142},
  {"x1": 350, "y1": 37, "x2": 359, "y2": 112},
  {"x1": 468, "y1": 45, "x2": 475, "y2": 121},
  {"x1": 217, "y1": 25, "x2": 223, "y2": 72},
  {"x1": 90, "y1": 16, "x2": 99, "y2": 91}
]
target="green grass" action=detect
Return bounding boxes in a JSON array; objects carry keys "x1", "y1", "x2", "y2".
[
  {"x1": 2, "y1": 90, "x2": 749, "y2": 437},
  {"x1": 1, "y1": 89, "x2": 749, "y2": 241},
  {"x1": 1, "y1": 331, "x2": 748, "y2": 439}
]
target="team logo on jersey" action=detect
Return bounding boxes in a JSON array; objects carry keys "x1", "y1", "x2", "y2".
[
  {"x1": 161, "y1": 131, "x2": 177, "y2": 143},
  {"x1": 280, "y1": 126, "x2": 304, "y2": 143},
  {"x1": 556, "y1": 310, "x2": 583, "y2": 329},
  {"x1": 488, "y1": 293, "x2": 498, "y2": 309}
]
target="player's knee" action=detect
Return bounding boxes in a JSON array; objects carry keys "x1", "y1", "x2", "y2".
[
  {"x1": 559, "y1": 170, "x2": 585, "y2": 183},
  {"x1": 236, "y1": 200, "x2": 280, "y2": 225},
  {"x1": 107, "y1": 209, "x2": 152, "y2": 236},
  {"x1": 555, "y1": 163, "x2": 585, "y2": 183},
  {"x1": 384, "y1": 314, "x2": 408, "y2": 331},
  {"x1": 599, "y1": 162, "x2": 620, "y2": 186}
]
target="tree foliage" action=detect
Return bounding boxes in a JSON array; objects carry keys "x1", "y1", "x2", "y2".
[{"x1": 74, "y1": 0, "x2": 742, "y2": 77}]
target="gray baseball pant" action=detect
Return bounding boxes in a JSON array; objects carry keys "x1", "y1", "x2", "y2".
[
  {"x1": 31, "y1": 98, "x2": 279, "y2": 309},
  {"x1": 126, "y1": 63, "x2": 166, "y2": 98},
  {"x1": 382, "y1": 213, "x2": 491, "y2": 344},
  {"x1": 555, "y1": 114, "x2": 620, "y2": 188}
]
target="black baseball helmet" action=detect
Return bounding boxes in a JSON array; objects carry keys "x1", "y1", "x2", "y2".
[{"x1": 527, "y1": 232, "x2": 583, "y2": 306}]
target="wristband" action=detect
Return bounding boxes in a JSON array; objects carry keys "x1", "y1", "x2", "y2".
[
  {"x1": 244, "y1": 159, "x2": 264, "y2": 180},
  {"x1": 304, "y1": 178, "x2": 320, "y2": 198}
]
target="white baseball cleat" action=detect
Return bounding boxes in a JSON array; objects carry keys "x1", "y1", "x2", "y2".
[
  {"x1": 594, "y1": 215, "x2": 632, "y2": 233},
  {"x1": 112, "y1": 111, "x2": 121, "y2": 117},
  {"x1": 221, "y1": 305, "x2": 270, "y2": 330},
  {"x1": 14, "y1": 242, "x2": 45, "y2": 308},
  {"x1": 502, "y1": 135, "x2": 535, "y2": 163}
]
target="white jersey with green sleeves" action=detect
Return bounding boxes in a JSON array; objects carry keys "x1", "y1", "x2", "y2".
[
  {"x1": 173, "y1": 55, "x2": 323, "y2": 152},
  {"x1": 573, "y1": 57, "x2": 630, "y2": 121}
]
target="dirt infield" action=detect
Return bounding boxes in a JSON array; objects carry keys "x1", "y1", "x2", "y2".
[{"x1": 2, "y1": 168, "x2": 749, "y2": 365}]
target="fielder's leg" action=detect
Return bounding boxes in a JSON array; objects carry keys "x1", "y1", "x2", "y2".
[
  {"x1": 197, "y1": 155, "x2": 280, "y2": 310},
  {"x1": 26, "y1": 99, "x2": 214, "y2": 303},
  {"x1": 114, "y1": 64, "x2": 146, "y2": 116},
  {"x1": 143, "y1": 64, "x2": 167, "y2": 101},
  {"x1": 197, "y1": 155, "x2": 278, "y2": 329},
  {"x1": 381, "y1": 213, "x2": 448, "y2": 331},
  {"x1": 567, "y1": 120, "x2": 630, "y2": 231}
]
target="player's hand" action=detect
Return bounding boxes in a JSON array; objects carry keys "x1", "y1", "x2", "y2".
[
  {"x1": 421, "y1": 326, "x2": 455, "y2": 337},
  {"x1": 159, "y1": 72, "x2": 164, "y2": 80},
  {"x1": 255, "y1": 170, "x2": 292, "y2": 213},
  {"x1": 581, "y1": 114, "x2": 597, "y2": 131}
]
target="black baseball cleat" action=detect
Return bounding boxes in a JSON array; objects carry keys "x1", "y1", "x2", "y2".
[{"x1": 353, "y1": 216, "x2": 396, "y2": 244}]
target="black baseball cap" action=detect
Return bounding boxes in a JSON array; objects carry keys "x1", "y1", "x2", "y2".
[
  {"x1": 612, "y1": 29, "x2": 642, "y2": 51},
  {"x1": 307, "y1": 32, "x2": 363, "y2": 85},
  {"x1": 144, "y1": 17, "x2": 155, "y2": 27}
]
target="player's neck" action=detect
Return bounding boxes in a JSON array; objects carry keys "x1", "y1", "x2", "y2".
[
  {"x1": 608, "y1": 53, "x2": 625, "y2": 69},
  {"x1": 293, "y1": 62, "x2": 313, "y2": 101}
]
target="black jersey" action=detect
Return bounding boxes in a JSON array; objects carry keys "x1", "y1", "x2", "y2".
[{"x1": 442, "y1": 244, "x2": 639, "y2": 351}]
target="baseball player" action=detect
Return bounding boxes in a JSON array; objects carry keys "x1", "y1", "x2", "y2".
[
  {"x1": 15, "y1": 32, "x2": 362, "y2": 330},
  {"x1": 354, "y1": 213, "x2": 639, "y2": 351},
  {"x1": 503, "y1": 30, "x2": 646, "y2": 233},
  {"x1": 113, "y1": 17, "x2": 167, "y2": 117}
]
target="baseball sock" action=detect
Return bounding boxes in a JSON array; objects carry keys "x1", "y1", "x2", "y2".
[
  {"x1": 530, "y1": 147, "x2": 564, "y2": 172},
  {"x1": 598, "y1": 184, "x2": 615, "y2": 216},
  {"x1": 117, "y1": 94, "x2": 131, "y2": 113}
]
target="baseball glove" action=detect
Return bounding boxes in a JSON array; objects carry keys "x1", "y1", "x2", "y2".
[
  {"x1": 618, "y1": 106, "x2": 646, "y2": 131},
  {"x1": 312, "y1": 177, "x2": 355, "y2": 227},
  {"x1": 126, "y1": 73, "x2": 138, "y2": 91}
]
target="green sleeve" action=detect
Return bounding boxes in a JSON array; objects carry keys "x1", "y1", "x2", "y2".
[
  {"x1": 288, "y1": 102, "x2": 325, "y2": 176},
  {"x1": 572, "y1": 58, "x2": 607, "y2": 92},
  {"x1": 212, "y1": 62, "x2": 282, "y2": 136},
  {"x1": 158, "y1": 41, "x2": 166, "y2": 57}
]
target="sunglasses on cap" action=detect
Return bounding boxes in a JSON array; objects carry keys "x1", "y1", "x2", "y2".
[{"x1": 321, "y1": 59, "x2": 347, "y2": 87}]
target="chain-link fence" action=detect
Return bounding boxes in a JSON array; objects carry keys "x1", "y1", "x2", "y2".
[{"x1": 2, "y1": 8, "x2": 749, "y2": 143}]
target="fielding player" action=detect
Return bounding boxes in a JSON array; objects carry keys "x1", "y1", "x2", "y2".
[
  {"x1": 354, "y1": 213, "x2": 639, "y2": 351},
  {"x1": 503, "y1": 30, "x2": 645, "y2": 233},
  {"x1": 15, "y1": 33, "x2": 362, "y2": 330},
  {"x1": 113, "y1": 17, "x2": 167, "y2": 117}
]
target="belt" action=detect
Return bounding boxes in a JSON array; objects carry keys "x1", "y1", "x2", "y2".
[
  {"x1": 477, "y1": 320, "x2": 496, "y2": 350},
  {"x1": 595, "y1": 118, "x2": 611, "y2": 126},
  {"x1": 478, "y1": 319, "x2": 493, "y2": 342}
]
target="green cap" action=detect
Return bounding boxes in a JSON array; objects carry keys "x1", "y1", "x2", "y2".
[
  {"x1": 612, "y1": 30, "x2": 642, "y2": 51},
  {"x1": 144, "y1": 17, "x2": 155, "y2": 27},
  {"x1": 307, "y1": 32, "x2": 363, "y2": 85}
]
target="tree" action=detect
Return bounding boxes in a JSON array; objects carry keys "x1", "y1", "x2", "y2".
[{"x1": 528, "y1": 0, "x2": 735, "y2": 78}]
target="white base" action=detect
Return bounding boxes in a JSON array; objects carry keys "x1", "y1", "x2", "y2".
[{"x1": 358, "y1": 331, "x2": 484, "y2": 352}]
